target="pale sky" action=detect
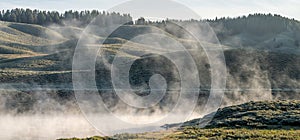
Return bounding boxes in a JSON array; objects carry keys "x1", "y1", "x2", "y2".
[{"x1": 0, "y1": 0, "x2": 299, "y2": 20}]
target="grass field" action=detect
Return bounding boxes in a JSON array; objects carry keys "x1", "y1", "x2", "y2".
[
  {"x1": 163, "y1": 127, "x2": 300, "y2": 140},
  {"x1": 58, "y1": 127, "x2": 300, "y2": 140}
]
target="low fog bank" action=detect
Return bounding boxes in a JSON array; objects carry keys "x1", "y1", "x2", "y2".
[
  {"x1": 0, "y1": 89, "x2": 99, "y2": 139},
  {"x1": 0, "y1": 114, "x2": 98, "y2": 140}
]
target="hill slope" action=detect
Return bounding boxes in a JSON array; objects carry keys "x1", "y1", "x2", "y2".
[
  {"x1": 175, "y1": 100, "x2": 300, "y2": 129},
  {"x1": 59, "y1": 100, "x2": 300, "y2": 140},
  {"x1": 0, "y1": 15, "x2": 300, "y2": 115}
]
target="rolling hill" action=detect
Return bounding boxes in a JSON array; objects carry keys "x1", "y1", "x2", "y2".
[
  {"x1": 0, "y1": 12, "x2": 300, "y2": 140},
  {"x1": 0, "y1": 14, "x2": 300, "y2": 114}
]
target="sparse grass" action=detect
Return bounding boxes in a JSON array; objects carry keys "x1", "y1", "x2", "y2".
[
  {"x1": 0, "y1": 54, "x2": 39, "y2": 60},
  {"x1": 0, "y1": 45, "x2": 35, "y2": 54},
  {"x1": 163, "y1": 127, "x2": 300, "y2": 140},
  {"x1": 112, "y1": 129, "x2": 175, "y2": 140},
  {"x1": 59, "y1": 128, "x2": 300, "y2": 140},
  {"x1": 0, "y1": 28, "x2": 54, "y2": 46},
  {"x1": 0, "y1": 21, "x2": 63, "y2": 47},
  {"x1": 8, "y1": 23, "x2": 65, "y2": 41},
  {"x1": 58, "y1": 136, "x2": 115, "y2": 140},
  {"x1": 0, "y1": 68, "x2": 72, "y2": 84}
]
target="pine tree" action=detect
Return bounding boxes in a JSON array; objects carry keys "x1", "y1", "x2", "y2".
[
  {"x1": 22, "y1": 9, "x2": 33, "y2": 23},
  {"x1": 136, "y1": 17, "x2": 145, "y2": 25},
  {"x1": 37, "y1": 12, "x2": 46, "y2": 25},
  {"x1": 0, "y1": 8, "x2": 133, "y2": 26},
  {"x1": 10, "y1": 13, "x2": 17, "y2": 22},
  {"x1": 52, "y1": 12, "x2": 60, "y2": 24},
  {"x1": 3, "y1": 10, "x2": 10, "y2": 21},
  {"x1": 295, "y1": 40, "x2": 299, "y2": 47},
  {"x1": 0, "y1": 12, "x2": 2, "y2": 21},
  {"x1": 32, "y1": 9, "x2": 38, "y2": 24},
  {"x1": 45, "y1": 11, "x2": 53, "y2": 25},
  {"x1": 20, "y1": 10, "x2": 27, "y2": 23}
]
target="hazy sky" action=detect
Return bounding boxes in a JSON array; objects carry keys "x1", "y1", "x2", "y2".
[{"x1": 0, "y1": 0, "x2": 299, "y2": 20}]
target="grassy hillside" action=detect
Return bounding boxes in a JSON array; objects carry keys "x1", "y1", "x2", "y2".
[
  {"x1": 179, "y1": 100, "x2": 300, "y2": 129},
  {"x1": 8, "y1": 23, "x2": 65, "y2": 41},
  {"x1": 0, "y1": 13, "x2": 299, "y2": 140},
  {"x1": 59, "y1": 100, "x2": 300, "y2": 140},
  {"x1": 0, "y1": 15, "x2": 300, "y2": 115}
]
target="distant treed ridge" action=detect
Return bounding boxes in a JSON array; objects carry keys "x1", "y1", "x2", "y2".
[{"x1": 0, "y1": 8, "x2": 133, "y2": 26}]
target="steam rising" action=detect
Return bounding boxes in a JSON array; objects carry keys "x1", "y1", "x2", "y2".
[
  {"x1": 1, "y1": 2, "x2": 300, "y2": 139},
  {"x1": 0, "y1": 115, "x2": 98, "y2": 140}
]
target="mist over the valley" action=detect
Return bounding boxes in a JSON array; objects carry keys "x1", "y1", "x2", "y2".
[{"x1": 0, "y1": 9, "x2": 300, "y2": 138}]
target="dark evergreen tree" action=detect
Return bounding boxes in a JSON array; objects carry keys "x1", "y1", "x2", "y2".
[
  {"x1": 10, "y1": 12, "x2": 17, "y2": 22},
  {"x1": 295, "y1": 40, "x2": 299, "y2": 47},
  {"x1": 0, "y1": 8, "x2": 134, "y2": 26},
  {"x1": 3, "y1": 10, "x2": 10, "y2": 21},
  {"x1": 37, "y1": 12, "x2": 46, "y2": 25},
  {"x1": 45, "y1": 11, "x2": 53, "y2": 25},
  {"x1": 26, "y1": 9, "x2": 34, "y2": 24},
  {"x1": 20, "y1": 9, "x2": 27, "y2": 23},
  {"x1": 136, "y1": 17, "x2": 146, "y2": 25},
  {"x1": 52, "y1": 12, "x2": 60, "y2": 24}
]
